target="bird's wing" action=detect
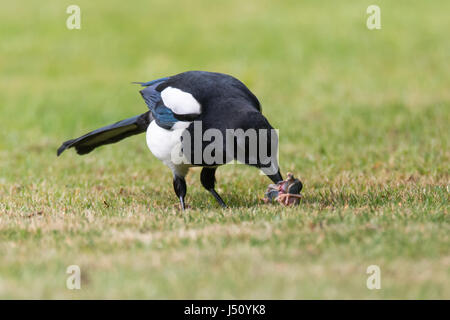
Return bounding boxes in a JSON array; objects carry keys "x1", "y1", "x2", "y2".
[{"x1": 138, "y1": 76, "x2": 201, "y2": 130}]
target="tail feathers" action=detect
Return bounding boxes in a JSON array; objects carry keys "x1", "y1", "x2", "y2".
[{"x1": 57, "y1": 112, "x2": 152, "y2": 156}]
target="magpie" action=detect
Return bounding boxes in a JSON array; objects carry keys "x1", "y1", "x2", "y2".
[{"x1": 57, "y1": 71, "x2": 283, "y2": 209}]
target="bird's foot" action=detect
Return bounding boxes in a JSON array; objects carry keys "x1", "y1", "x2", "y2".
[{"x1": 178, "y1": 198, "x2": 191, "y2": 210}]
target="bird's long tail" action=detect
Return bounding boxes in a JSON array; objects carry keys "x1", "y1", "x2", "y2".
[{"x1": 57, "y1": 111, "x2": 152, "y2": 156}]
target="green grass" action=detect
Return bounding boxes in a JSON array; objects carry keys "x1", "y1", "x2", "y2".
[{"x1": 0, "y1": 0, "x2": 449, "y2": 299}]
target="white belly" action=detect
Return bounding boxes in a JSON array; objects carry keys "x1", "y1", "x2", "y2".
[{"x1": 146, "y1": 120, "x2": 191, "y2": 177}]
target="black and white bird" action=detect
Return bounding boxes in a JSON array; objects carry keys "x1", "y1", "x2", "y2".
[{"x1": 57, "y1": 71, "x2": 283, "y2": 209}]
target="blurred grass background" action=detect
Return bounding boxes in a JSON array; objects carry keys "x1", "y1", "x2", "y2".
[{"x1": 0, "y1": 0, "x2": 448, "y2": 298}]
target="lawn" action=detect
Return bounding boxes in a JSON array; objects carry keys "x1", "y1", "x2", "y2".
[{"x1": 0, "y1": 0, "x2": 448, "y2": 299}]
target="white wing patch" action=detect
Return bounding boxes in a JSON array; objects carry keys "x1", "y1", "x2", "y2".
[{"x1": 161, "y1": 86, "x2": 201, "y2": 115}]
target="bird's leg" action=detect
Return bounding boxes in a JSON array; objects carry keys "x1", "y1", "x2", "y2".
[
  {"x1": 200, "y1": 167, "x2": 227, "y2": 208},
  {"x1": 173, "y1": 175, "x2": 187, "y2": 210}
]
